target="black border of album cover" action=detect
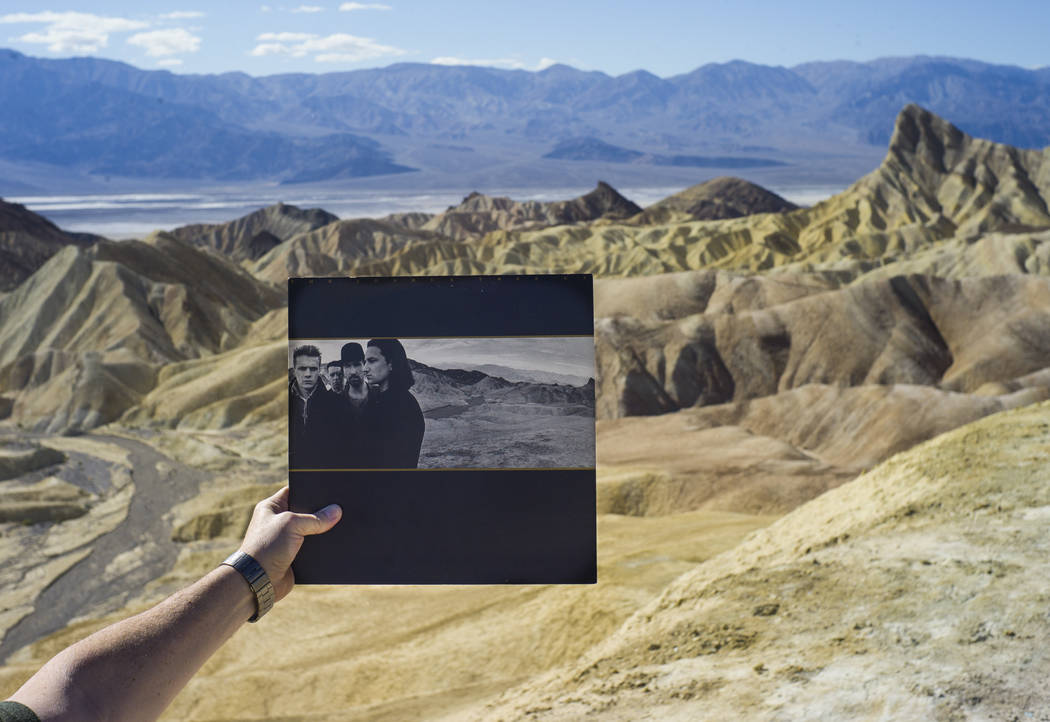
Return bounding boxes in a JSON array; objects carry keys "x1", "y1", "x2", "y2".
[{"x1": 288, "y1": 274, "x2": 596, "y2": 584}]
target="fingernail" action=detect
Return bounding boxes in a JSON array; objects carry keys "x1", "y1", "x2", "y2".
[{"x1": 320, "y1": 504, "x2": 341, "y2": 521}]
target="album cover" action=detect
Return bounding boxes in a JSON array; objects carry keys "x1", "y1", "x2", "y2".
[{"x1": 288, "y1": 274, "x2": 596, "y2": 584}]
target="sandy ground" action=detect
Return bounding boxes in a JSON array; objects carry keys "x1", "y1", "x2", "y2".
[
  {"x1": 5, "y1": 396, "x2": 1050, "y2": 720},
  {"x1": 421, "y1": 407, "x2": 594, "y2": 468},
  {"x1": 0, "y1": 424, "x2": 774, "y2": 718},
  {"x1": 466, "y1": 400, "x2": 1050, "y2": 721}
]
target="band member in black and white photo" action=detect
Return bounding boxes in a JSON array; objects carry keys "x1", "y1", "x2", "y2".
[
  {"x1": 340, "y1": 342, "x2": 369, "y2": 415},
  {"x1": 323, "y1": 342, "x2": 370, "y2": 469},
  {"x1": 289, "y1": 345, "x2": 343, "y2": 468},
  {"x1": 325, "y1": 360, "x2": 344, "y2": 394},
  {"x1": 362, "y1": 338, "x2": 425, "y2": 469}
]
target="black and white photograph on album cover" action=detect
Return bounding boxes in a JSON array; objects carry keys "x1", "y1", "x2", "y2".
[{"x1": 288, "y1": 336, "x2": 596, "y2": 470}]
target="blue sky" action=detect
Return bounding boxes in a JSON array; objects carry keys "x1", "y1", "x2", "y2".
[{"x1": 0, "y1": 1, "x2": 1046, "y2": 77}]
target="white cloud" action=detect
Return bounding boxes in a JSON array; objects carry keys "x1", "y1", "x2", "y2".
[
  {"x1": 159, "y1": 11, "x2": 205, "y2": 19},
  {"x1": 258, "y1": 32, "x2": 317, "y2": 42},
  {"x1": 156, "y1": 58, "x2": 183, "y2": 66},
  {"x1": 291, "y1": 5, "x2": 324, "y2": 12},
  {"x1": 339, "y1": 3, "x2": 391, "y2": 10},
  {"x1": 252, "y1": 31, "x2": 315, "y2": 56},
  {"x1": 431, "y1": 56, "x2": 558, "y2": 71},
  {"x1": 127, "y1": 28, "x2": 201, "y2": 57},
  {"x1": 0, "y1": 11, "x2": 148, "y2": 53},
  {"x1": 260, "y1": 5, "x2": 273, "y2": 11},
  {"x1": 251, "y1": 44, "x2": 284, "y2": 56},
  {"x1": 251, "y1": 31, "x2": 405, "y2": 62}
]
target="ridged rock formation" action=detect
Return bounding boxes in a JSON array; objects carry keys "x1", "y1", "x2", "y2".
[
  {"x1": 625, "y1": 176, "x2": 799, "y2": 225},
  {"x1": 596, "y1": 382, "x2": 1047, "y2": 516},
  {"x1": 0, "y1": 199, "x2": 98, "y2": 292},
  {"x1": 249, "y1": 217, "x2": 446, "y2": 284},
  {"x1": 171, "y1": 202, "x2": 338, "y2": 263},
  {"x1": 595, "y1": 273, "x2": 1050, "y2": 418},
  {"x1": 410, "y1": 360, "x2": 594, "y2": 413},
  {"x1": 3, "y1": 106, "x2": 1046, "y2": 443},
  {"x1": 590, "y1": 267, "x2": 1050, "y2": 517},
  {"x1": 120, "y1": 341, "x2": 289, "y2": 431},
  {"x1": 389, "y1": 181, "x2": 643, "y2": 241},
  {"x1": 0, "y1": 234, "x2": 282, "y2": 432},
  {"x1": 317, "y1": 105, "x2": 1050, "y2": 278}
]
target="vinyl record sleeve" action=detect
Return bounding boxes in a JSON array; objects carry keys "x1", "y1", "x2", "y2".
[{"x1": 288, "y1": 274, "x2": 596, "y2": 584}]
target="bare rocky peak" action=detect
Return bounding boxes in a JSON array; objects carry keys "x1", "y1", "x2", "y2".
[
  {"x1": 379, "y1": 211, "x2": 435, "y2": 231},
  {"x1": 855, "y1": 103, "x2": 1050, "y2": 237},
  {"x1": 0, "y1": 199, "x2": 69, "y2": 241},
  {"x1": 171, "y1": 201, "x2": 339, "y2": 263},
  {"x1": 564, "y1": 180, "x2": 644, "y2": 220},
  {"x1": 628, "y1": 176, "x2": 799, "y2": 225},
  {"x1": 248, "y1": 216, "x2": 447, "y2": 284},
  {"x1": 0, "y1": 233, "x2": 284, "y2": 432},
  {"x1": 409, "y1": 359, "x2": 594, "y2": 414},
  {"x1": 0, "y1": 198, "x2": 98, "y2": 292},
  {"x1": 0, "y1": 232, "x2": 283, "y2": 368},
  {"x1": 887, "y1": 102, "x2": 971, "y2": 173},
  {"x1": 420, "y1": 181, "x2": 642, "y2": 240}
]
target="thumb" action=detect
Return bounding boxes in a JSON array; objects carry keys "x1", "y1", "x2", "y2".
[{"x1": 287, "y1": 504, "x2": 342, "y2": 536}]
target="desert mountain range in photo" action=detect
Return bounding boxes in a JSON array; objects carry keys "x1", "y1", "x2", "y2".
[
  {"x1": 1, "y1": 103, "x2": 1049, "y2": 720},
  {"x1": 3, "y1": 51, "x2": 1050, "y2": 193}
]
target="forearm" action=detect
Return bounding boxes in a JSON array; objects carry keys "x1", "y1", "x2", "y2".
[
  {"x1": 7, "y1": 487, "x2": 340, "y2": 722},
  {"x1": 12, "y1": 565, "x2": 255, "y2": 722}
]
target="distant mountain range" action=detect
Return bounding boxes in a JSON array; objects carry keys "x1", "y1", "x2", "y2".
[
  {"x1": 1, "y1": 49, "x2": 1049, "y2": 188},
  {"x1": 430, "y1": 363, "x2": 591, "y2": 388},
  {"x1": 409, "y1": 359, "x2": 594, "y2": 416}
]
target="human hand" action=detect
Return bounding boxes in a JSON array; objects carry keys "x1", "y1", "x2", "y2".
[{"x1": 239, "y1": 486, "x2": 341, "y2": 601}]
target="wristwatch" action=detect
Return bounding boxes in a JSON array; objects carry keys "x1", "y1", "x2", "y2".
[{"x1": 222, "y1": 551, "x2": 275, "y2": 622}]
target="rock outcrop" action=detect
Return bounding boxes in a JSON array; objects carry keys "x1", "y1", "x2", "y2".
[
  {"x1": 0, "y1": 199, "x2": 98, "y2": 292},
  {"x1": 418, "y1": 181, "x2": 642, "y2": 240},
  {"x1": 0, "y1": 234, "x2": 283, "y2": 432},
  {"x1": 170, "y1": 202, "x2": 338, "y2": 263},
  {"x1": 625, "y1": 176, "x2": 799, "y2": 225},
  {"x1": 410, "y1": 360, "x2": 594, "y2": 414},
  {"x1": 595, "y1": 273, "x2": 1050, "y2": 418},
  {"x1": 249, "y1": 217, "x2": 446, "y2": 284}
]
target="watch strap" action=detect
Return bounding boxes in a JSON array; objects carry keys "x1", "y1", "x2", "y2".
[{"x1": 222, "y1": 551, "x2": 275, "y2": 622}]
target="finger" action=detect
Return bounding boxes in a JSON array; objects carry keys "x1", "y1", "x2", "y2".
[
  {"x1": 286, "y1": 505, "x2": 342, "y2": 536},
  {"x1": 263, "y1": 486, "x2": 290, "y2": 514}
]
